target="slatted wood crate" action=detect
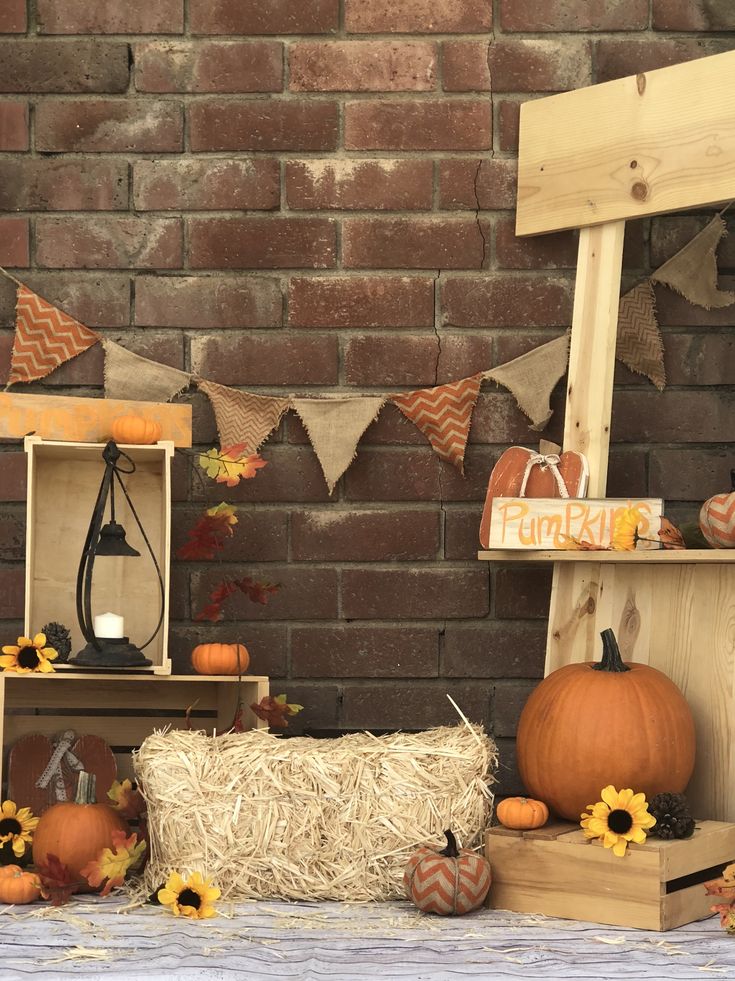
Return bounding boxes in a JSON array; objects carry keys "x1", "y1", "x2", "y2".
[{"x1": 485, "y1": 821, "x2": 735, "y2": 931}]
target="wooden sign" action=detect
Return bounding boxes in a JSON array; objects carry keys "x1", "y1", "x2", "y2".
[
  {"x1": 485, "y1": 497, "x2": 664, "y2": 550},
  {"x1": 0, "y1": 392, "x2": 192, "y2": 447}
]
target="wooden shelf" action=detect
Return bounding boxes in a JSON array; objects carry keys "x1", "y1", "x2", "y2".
[
  {"x1": 1, "y1": 671, "x2": 269, "y2": 683},
  {"x1": 478, "y1": 549, "x2": 735, "y2": 563}
]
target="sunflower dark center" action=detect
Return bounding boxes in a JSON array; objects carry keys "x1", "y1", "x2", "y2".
[
  {"x1": 608, "y1": 808, "x2": 633, "y2": 834},
  {"x1": 0, "y1": 817, "x2": 21, "y2": 837},
  {"x1": 178, "y1": 888, "x2": 201, "y2": 909},
  {"x1": 18, "y1": 647, "x2": 40, "y2": 669}
]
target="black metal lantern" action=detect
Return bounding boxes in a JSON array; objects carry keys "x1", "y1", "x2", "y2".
[{"x1": 70, "y1": 440, "x2": 164, "y2": 669}]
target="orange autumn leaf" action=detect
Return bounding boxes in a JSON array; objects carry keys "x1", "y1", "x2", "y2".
[
  {"x1": 107, "y1": 779, "x2": 146, "y2": 821},
  {"x1": 198, "y1": 444, "x2": 267, "y2": 487},
  {"x1": 80, "y1": 830, "x2": 146, "y2": 897}
]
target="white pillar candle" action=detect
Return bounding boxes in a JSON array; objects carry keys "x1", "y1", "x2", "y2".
[{"x1": 94, "y1": 611, "x2": 125, "y2": 638}]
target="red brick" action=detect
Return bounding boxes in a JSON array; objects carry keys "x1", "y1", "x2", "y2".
[
  {"x1": 495, "y1": 567, "x2": 553, "y2": 619},
  {"x1": 471, "y1": 392, "x2": 546, "y2": 444},
  {"x1": 651, "y1": 215, "x2": 735, "y2": 270},
  {"x1": 191, "y1": 333, "x2": 338, "y2": 386},
  {"x1": 0, "y1": 218, "x2": 28, "y2": 267},
  {"x1": 342, "y1": 567, "x2": 488, "y2": 619},
  {"x1": 664, "y1": 334, "x2": 735, "y2": 386},
  {"x1": 345, "y1": 446, "x2": 494, "y2": 502},
  {"x1": 488, "y1": 39, "x2": 591, "y2": 93},
  {"x1": 169, "y1": 623, "x2": 287, "y2": 678},
  {"x1": 655, "y1": 278, "x2": 735, "y2": 327},
  {"x1": 0, "y1": 452, "x2": 26, "y2": 501},
  {"x1": 345, "y1": 0, "x2": 492, "y2": 33},
  {"x1": 292, "y1": 625, "x2": 439, "y2": 679},
  {"x1": 649, "y1": 449, "x2": 731, "y2": 502},
  {"x1": 595, "y1": 39, "x2": 717, "y2": 83},
  {"x1": 497, "y1": 99, "x2": 520, "y2": 151},
  {"x1": 286, "y1": 159, "x2": 433, "y2": 211},
  {"x1": 0, "y1": 567, "x2": 24, "y2": 619},
  {"x1": 135, "y1": 41, "x2": 282, "y2": 93},
  {"x1": 290, "y1": 41, "x2": 436, "y2": 92},
  {"x1": 0, "y1": 159, "x2": 127, "y2": 211},
  {"x1": 493, "y1": 681, "x2": 538, "y2": 738},
  {"x1": 496, "y1": 217, "x2": 578, "y2": 269},
  {"x1": 0, "y1": 40, "x2": 129, "y2": 93},
  {"x1": 292, "y1": 509, "x2": 439, "y2": 561},
  {"x1": 345, "y1": 100, "x2": 491, "y2": 151},
  {"x1": 607, "y1": 449, "x2": 648, "y2": 499},
  {"x1": 500, "y1": 0, "x2": 647, "y2": 30},
  {"x1": 133, "y1": 159, "x2": 279, "y2": 211},
  {"x1": 441, "y1": 276, "x2": 573, "y2": 326},
  {"x1": 191, "y1": 0, "x2": 339, "y2": 35},
  {"x1": 269, "y1": 684, "x2": 340, "y2": 737},
  {"x1": 36, "y1": 217, "x2": 182, "y2": 270},
  {"x1": 343, "y1": 335, "x2": 437, "y2": 385},
  {"x1": 173, "y1": 507, "x2": 287, "y2": 562},
  {"x1": 189, "y1": 218, "x2": 335, "y2": 270},
  {"x1": 189, "y1": 99, "x2": 338, "y2": 151},
  {"x1": 443, "y1": 40, "x2": 491, "y2": 92},
  {"x1": 343, "y1": 217, "x2": 488, "y2": 270},
  {"x1": 0, "y1": 0, "x2": 26, "y2": 33},
  {"x1": 194, "y1": 445, "x2": 334, "y2": 504},
  {"x1": 37, "y1": 0, "x2": 183, "y2": 33},
  {"x1": 439, "y1": 158, "x2": 517, "y2": 210},
  {"x1": 0, "y1": 101, "x2": 28, "y2": 149},
  {"x1": 136, "y1": 276, "x2": 281, "y2": 328},
  {"x1": 443, "y1": 623, "x2": 547, "y2": 678},
  {"x1": 288, "y1": 276, "x2": 434, "y2": 328},
  {"x1": 342, "y1": 681, "x2": 492, "y2": 729},
  {"x1": 653, "y1": 0, "x2": 735, "y2": 29},
  {"x1": 613, "y1": 391, "x2": 733, "y2": 444},
  {"x1": 444, "y1": 508, "x2": 487, "y2": 560},
  {"x1": 0, "y1": 512, "x2": 24, "y2": 561},
  {"x1": 0, "y1": 272, "x2": 130, "y2": 328},
  {"x1": 35, "y1": 100, "x2": 182, "y2": 152},
  {"x1": 192, "y1": 566, "x2": 338, "y2": 621}
]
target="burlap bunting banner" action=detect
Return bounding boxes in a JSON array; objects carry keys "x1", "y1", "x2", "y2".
[
  {"x1": 197, "y1": 379, "x2": 291, "y2": 454},
  {"x1": 8, "y1": 285, "x2": 99, "y2": 386},
  {"x1": 484, "y1": 335, "x2": 570, "y2": 431},
  {"x1": 391, "y1": 374, "x2": 483, "y2": 472},
  {"x1": 103, "y1": 339, "x2": 192, "y2": 402},
  {"x1": 651, "y1": 215, "x2": 735, "y2": 310},
  {"x1": 616, "y1": 281, "x2": 666, "y2": 391},
  {"x1": 292, "y1": 395, "x2": 386, "y2": 494}
]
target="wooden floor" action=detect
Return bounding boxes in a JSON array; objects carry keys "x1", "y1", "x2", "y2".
[{"x1": 0, "y1": 896, "x2": 733, "y2": 979}]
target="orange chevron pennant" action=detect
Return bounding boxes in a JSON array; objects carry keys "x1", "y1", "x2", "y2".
[
  {"x1": 616, "y1": 280, "x2": 666, "y2": 391},
  {"x1": 9, "y1": 285, "x2": 99, "y2": 386},
  {"x1": 391, "y1": 373, "x2": 483, "y2": 472},
  {"x1": 197, "y1": 379, "x2": 291, "y2": 454}
]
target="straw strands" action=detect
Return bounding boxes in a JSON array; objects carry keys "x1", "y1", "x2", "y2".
[{"x1": 135, "y1": 725, "x2": 497, "y2": 902}]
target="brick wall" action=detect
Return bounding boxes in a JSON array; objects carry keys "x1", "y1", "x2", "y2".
[{"x1": 0, "y1": 1, "x2": 734, "y2": 794}]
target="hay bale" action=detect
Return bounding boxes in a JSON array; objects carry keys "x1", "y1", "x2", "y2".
[{"x1": 134, "y1": 725, "x2": 496, "y2": 902}]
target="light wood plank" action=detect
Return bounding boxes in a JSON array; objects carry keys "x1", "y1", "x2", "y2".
[
  {"x1": 659, "y1": 821, "x2": 735, "y2": 881},
  {"x1": 517, "y1": 49, "x2": 735, "y2": 235},
  {"x1": 478, "y1": 550, "x2": 735, "y2": 563}
]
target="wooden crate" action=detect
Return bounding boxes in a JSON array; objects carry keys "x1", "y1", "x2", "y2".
[
  {"x1": 0, "y1": 672, "x2": 269, "y2": 792},
  {"x1": 485, "y1": 821, "x2": 735, "y2": 931}
]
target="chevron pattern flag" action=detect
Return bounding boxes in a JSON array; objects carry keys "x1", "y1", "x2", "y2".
[
  {"x1": 197, "y1": 379, "x2": 291, "y2": 454},
  {"x1": 616, "y1": 280, "x2": 666, "y2": 391},
  {"x1": 404, "y1": 846, "x2": 492, "y2": 916},
  {"x1": 9, "y1": 285, "x2": 99, "y2": 385},
  {"x1": 391, "y1": 373, "x2": 483, "y2": 472}
]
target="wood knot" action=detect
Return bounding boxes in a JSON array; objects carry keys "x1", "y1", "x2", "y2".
[
  {"x1": 585, "y1": 596, "x2": 596, "y2": 615},
  {"x1": 636, "y1": 73, "x2": 646, "y2": 95},
  {"x1": 631, "y1": 181, "x2": 648, "y2": 201}
]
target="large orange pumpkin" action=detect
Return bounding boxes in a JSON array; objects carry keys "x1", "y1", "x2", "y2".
[
  {"x1": 517, "y1": 629, "x2": 696, "y2": 821},
  {"x1": 111, "y1": 415, "x2": 163, "y2": 445},
  {"x1": 404, "y1": 830, "x2": 492, "y2": 916},
  {"x1": 32, "y1": 771, "x2": 127, "y2": 884},
  {"x1": 699, "y1": 471, "x2": 735, "y2": 547},
  {"x1": 192, "y1": 643, "x2": 250, "y2": 676}
]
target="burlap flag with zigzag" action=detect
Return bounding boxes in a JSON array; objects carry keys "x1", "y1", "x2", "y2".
[
  {"x1": 616, "y1": 280, "x2": 666, "y2": 391},
  {"x1": 197, "y1": 379, "x2": 291, "y2": 454}
]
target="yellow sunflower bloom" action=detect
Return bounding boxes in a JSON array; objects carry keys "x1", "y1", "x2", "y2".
[
  {"x1": 611, "y1": 508, "x2": 642, "y2": 551},
  {"x1": 0, "y1": 633, "x2": 58, "y2": 674},
  {"x1": 0, "y1": 799, "x2": 39, "y2": 858},
  {"x1": 580, "y1": 785, "x2": 656, "y2": 857},
  {"x1": 157, "y1": 871, "x2": 220, "y2": 919}
]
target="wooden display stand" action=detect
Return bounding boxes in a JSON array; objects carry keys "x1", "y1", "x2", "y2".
[{"x1": 479, "y1": 50, "x2": 735, "y2": 822}]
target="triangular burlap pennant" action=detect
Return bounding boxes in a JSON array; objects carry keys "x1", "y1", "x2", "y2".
[
  {"x1": 103, "y1": 339, "x2": 191, "y2": 402},
  {"x1": 615, "y1": 281, "x2": 666, "y2": 391},
  {"x1": 293, "y1": 395, "x2": 386, "y2": 494},
  {"x1": 197, "y1": 379, "x2": 291, "y2": 453},
  {"x1": 651, "y1": 215, "x2": 735, "y2": 309},
  {"x1": 484, "y1": 335, "x2": 569, "y2": 431},
  {"x1": 391, "y1": 373, "x2": 483, "y2": 472},
  {"x1": 8, "y1": 285, "x2": 99, "y2": 386}
]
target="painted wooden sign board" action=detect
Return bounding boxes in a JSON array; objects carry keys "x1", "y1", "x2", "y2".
[{"x1": 485, "y1": 497, "x2": 664, "y2": 550}]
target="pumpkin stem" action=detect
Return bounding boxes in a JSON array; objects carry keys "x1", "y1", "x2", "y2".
[
  {"x1": 75, "y1": 770, "x2": 97, "y2": 805},
  {"x1": 593, "y1": 628, "x2": 631, "y2": 673},
  {"x1": 440, "y1": 829, "x2": 460, "y2": 858}
]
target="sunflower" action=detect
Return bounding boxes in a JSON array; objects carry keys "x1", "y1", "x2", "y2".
[
  {"x1": 157, "y1": 871, "x2": 220, "y2": 919},
  {"x1": 0, "y1": 633, "x2": 58, "y2": 674},
  {"x1": 580, "y1": 785, "x2": 656, "y2": 857},
  {"x1": 611, "y1": 508, "x2": 642, "y2": 551},
  {"x1": 0, "y1": 800, "x2": 39, "y2": 859}
]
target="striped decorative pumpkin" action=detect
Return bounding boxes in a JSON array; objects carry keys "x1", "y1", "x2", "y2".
[
  {"x1": 700, "y1": 472, "x2": 735, "y2": 547},
  {"x1": 404, "y1": 830, "x2": 491, "y2": 916}
]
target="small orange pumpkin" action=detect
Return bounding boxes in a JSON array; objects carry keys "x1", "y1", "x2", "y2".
[
  {"x1": 404, "y1": 830, "x2": 492, "y2": 916},
  {"x1": 496, "y1": 796, "x2": 549, "y2": 830},
  {"x1": 0, "y1": 867, "x2": 41, "y2": 904},
  {"x1": 192, "y1": 643, "x2": 250, "y2": 676},
  {"x1": 111, "y1": 415, "x2": 163, "y2": 445},
  {"x1": 699, "y1": 471, "x2": 735, "y2": 547}
]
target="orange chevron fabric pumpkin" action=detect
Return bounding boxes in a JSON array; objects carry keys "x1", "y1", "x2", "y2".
[
  {"x1": 404, "y1": 830, "x2": 491, "y2": 916},
  {"x1": 699, "y1": 471, "x2": 735, "y2": 547}
]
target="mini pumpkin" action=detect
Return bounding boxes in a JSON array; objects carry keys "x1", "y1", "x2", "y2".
[
  {"x1": 191, "y1": 643, "x2": 250, "y2": 676},
  {"x1": 404, "y1": 830, "x2": 492, "y2": 915},
  {"x1": 699, "y1": 471, "x2": 735, "y2": 547},
  {"x1": 496, "y1": 796, "x2": 549, "y2": 830},
  {"x1": 0, "y1": 867, "x2": 41, "y2": 904},
  {"x1": 0, "y1": 864, "x2": 23, "y2": 878},
  {"x1": 110, "y1": 415, "x2": 163, "y2": 445}
]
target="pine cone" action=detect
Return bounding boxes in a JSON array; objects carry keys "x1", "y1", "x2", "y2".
[
  {"x1": 41, "y1": 621, "x2": 72, "y2": 663},
  {"x1": 649, "y1": 792, "x2": 695, "y2": 840}
]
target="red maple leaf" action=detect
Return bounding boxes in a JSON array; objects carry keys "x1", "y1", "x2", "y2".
[
  {"x1": 236, "y1": 577, "x2": 280, "y2": 605},
  {"x1": 193, "y1": 577, "x2": 279, "y2": 621},
  {"x1": 250, "y1": 694, "x2": 303, "y2": 728},
  {"x1": 177, "y1": 505, "x2": 237, "y2": 561},
  {"x1": 36, "y1": 853, "x2": 84, "y2": 906}
]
